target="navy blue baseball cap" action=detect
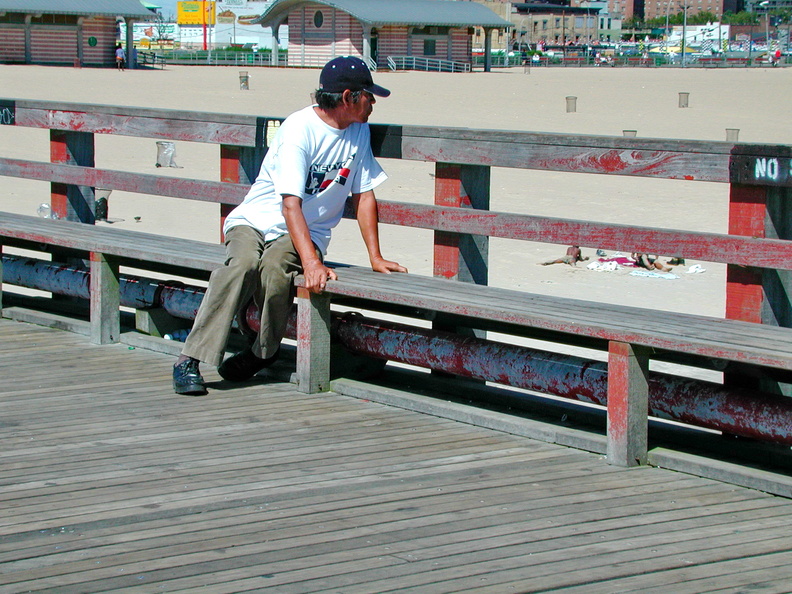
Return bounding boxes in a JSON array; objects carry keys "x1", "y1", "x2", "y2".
[{"x1": 319, "y1": 56, "x2": 390, "y2": 97}]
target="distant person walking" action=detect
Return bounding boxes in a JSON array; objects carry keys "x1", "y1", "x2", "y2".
[{"x1": 115, "y1": 44, "x2": 126, "y2": 71}]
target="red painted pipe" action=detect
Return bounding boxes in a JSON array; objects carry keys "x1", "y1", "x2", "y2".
[
  {"x1": 246, "y1": 308, "x2": 792, "y2": 445},
  {"x1": 2, "y1": 255, "x2": 206, "y2": 319}
]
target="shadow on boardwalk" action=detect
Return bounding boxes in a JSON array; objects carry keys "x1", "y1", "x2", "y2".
[{"x1": 2, "y1": 318, "x2": 792, "y2": 593}]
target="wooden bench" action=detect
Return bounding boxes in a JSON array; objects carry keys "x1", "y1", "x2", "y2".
[
  {"x1": 7, "y1": 211, "x2": 792, "y2": 468},
  {"x1": 0, "y1": 212, "x2": 225, "y2": 344},
  {"x1": 294, "y1": 261, "x2": 792, "y2": 467},
  {"x1": 8, "y1": 212, "x2": 792, "y2": 374}
]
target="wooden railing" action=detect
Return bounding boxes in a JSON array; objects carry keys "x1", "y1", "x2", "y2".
[
  {"x1": 5, "y1": 97, "x2": 792, "y2": 476},
  {"x1": 1, "y1": 98, "x2": 791, "y2": 328}
]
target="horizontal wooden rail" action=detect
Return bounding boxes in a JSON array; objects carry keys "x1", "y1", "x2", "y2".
[
  {"x1": 0, "y1": 158, "x2": 248, "y2": 204},
  {"x1": 4, "y1": 157, "x2": 792, "y2": 271},
  {"x1": 393, "y1": 128, "x2": 735, "y2": 182},
  {"x1": 0, "y1": 212, "x2": 224, "y2": 271},
  {"x1": 8, "y1": 100, "x2": 270, "y2": 146},
  {"x1": 373, "y1": 202, "x2": 792, "y2": 271},
  {"x1": 4, "y1": 98, "x2": 792, "y2": 186}
]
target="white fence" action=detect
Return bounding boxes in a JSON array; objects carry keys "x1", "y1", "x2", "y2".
[{"x1": 387, "y1": 55, "x2": 471, "y2": 73}]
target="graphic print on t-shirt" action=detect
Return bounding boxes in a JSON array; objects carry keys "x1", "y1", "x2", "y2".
[{"x1": 305, "y1": 152, "x2": 356, "y2": 195}]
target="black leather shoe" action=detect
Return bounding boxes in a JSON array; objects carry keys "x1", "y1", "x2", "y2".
[
  {"x1": 218, "y1": 347, "x2": 280, "y2": 382},
  {"x1": 173, "y1": 358, "x2": 207, "y2": 396}
]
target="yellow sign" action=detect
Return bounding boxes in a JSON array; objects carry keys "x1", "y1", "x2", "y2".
[{"x1": 177, "y1": 1, "x2": 216, "y2": 26}]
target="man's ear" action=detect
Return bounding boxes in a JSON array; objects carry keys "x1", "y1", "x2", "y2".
[{"x1": 341, "y1": 89, "x2": 354, "y2": 105}]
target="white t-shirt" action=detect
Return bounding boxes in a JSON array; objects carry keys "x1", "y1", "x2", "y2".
[{"x1": 223, "y1": 105, "x2": 387, "y2": 255}]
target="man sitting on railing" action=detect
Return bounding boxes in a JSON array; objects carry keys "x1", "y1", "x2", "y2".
[{"x1": 173, "y1": 56, "x2": 407, "y2": 396}]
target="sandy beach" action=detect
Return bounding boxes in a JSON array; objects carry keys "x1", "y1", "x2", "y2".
[{"x1": 2, "y1": 64, "x2": 791, "y2": 321}]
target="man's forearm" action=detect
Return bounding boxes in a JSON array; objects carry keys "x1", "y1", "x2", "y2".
[
  {"x1": 354, "y1": 191, "x2": 384, "y2": 262},
  {"x1": 282, "y1": 195, "x2": 322, "y2": 267},
  {"x1": 281, "y1": 194, "x2": 337, "y2": 292},
  {"x1": 354, "y1": 191, "x2": 408, "y2": 274}
]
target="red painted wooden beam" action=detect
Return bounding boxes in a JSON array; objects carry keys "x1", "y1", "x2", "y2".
[
  {"x1": 0, "y1": 158, "x2": 248, "y2": 205},
  {"x1": 5, "y1": 155, "x2": 792, "y2": 273},
  {"x1": 374, "y1": 201, "x2": 792, "y2": 271},
  {"x1": 16, "y1": 107, "x2": 260, "y2": 146}
]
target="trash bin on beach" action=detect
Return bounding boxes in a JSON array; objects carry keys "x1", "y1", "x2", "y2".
[
  {"x1": 155, "y1": 141, "x2": 178, "y2": 167},
  {"x1": 239, "y1": 71, "x2": 250, "y2": 90},
  {"x1": 565, "y1": 96, "x2": 577, "y2": 113}
]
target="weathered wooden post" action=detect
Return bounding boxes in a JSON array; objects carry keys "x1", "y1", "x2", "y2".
[
  {"x1": 727, "y1": 144, "x2": 792, "y2": 393},
  {"x1": 432, "y1": 162, "x2": 491, "y2": 377},
  {"x1": 433, "y1": 162, "x2": 490, "y2": 286},
  {"x1": 219, "y1": 116, "x2": 271, "y2": 239},
  {"x1": 296, "y1": 288, "x2": 332, "y2": 393},
  {"x1": 607, "y1": 342, "x2": 649, "y2": 466},
  {"x1": 50, "y1": 129, "x2": 95, "y2": 222},
  {"x1": 89, "y1": 251, "x2": 120, "y2": 345}
]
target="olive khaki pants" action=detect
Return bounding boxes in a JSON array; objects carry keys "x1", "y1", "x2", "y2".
[{"x1": 181, "y1": 226, "x2": 306, "y2": 367}]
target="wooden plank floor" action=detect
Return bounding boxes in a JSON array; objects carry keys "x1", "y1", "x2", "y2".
[{"x1": 2, "y1": 318, "x2": 792, "y2": 593}]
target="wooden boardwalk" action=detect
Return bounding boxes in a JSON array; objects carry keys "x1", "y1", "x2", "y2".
[{"x1": 2, "y1": 318, "x2": 792, "y2": 593}]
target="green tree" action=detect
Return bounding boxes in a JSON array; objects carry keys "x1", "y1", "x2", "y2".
[
  {"x1": 655, "y1": 13, "x2": 686, "y2": 27},
  {"x1": 622, "y1": 16, "x2": 644, "y2": 29},
  {"x1": 688, "y1": 11, "x2": 719, "y2": 24},
  {"x1": 722, "y1": 11, "x2": 761, "y2": 25},
  {"x1": 769, "y1": 9, "x2": 791, "y2": 25}
]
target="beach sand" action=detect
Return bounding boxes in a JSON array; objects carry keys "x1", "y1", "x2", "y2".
[{"x1": 2, "y1": 64, "x2": 791, "y2": 320}]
